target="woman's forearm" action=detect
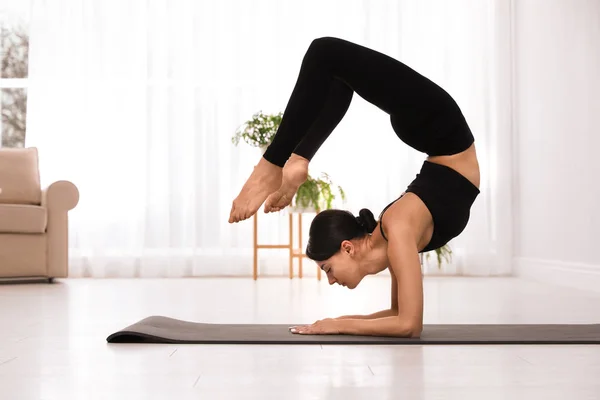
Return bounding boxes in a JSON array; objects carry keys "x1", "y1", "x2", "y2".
[
  {"x1": 334, "y1": 308, "x2": 398, "y2": 320},
  {"x1": 337, "y1": 315, "x2": 422, "y2": 338}
]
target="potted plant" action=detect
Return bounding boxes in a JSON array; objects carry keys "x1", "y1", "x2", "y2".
[
  {"x1": 420, "y1": 244, "x2": 452, "y2": 270},
  {"x1": 232, "y1": 111, "x2": 283, "y2": 152},
  {"x1": 233, "y1": 111, "x2": 346, "y2": 212},
  {"x1": 291, "y1": 172, "x2": 346, "y2": 213}
]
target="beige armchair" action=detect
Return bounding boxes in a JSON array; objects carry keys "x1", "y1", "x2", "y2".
[{"x1": 0, "y1": 147, "x2": 79, "y2": 282}]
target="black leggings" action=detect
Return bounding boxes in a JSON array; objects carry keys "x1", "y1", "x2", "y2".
[{"x1": 263, "y1": 36, "x2": 474, "y2": 167}]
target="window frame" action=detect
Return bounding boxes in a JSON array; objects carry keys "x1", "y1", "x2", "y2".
[{"x1": 1, "y1": 6, "x2": 31, "y2": 148}]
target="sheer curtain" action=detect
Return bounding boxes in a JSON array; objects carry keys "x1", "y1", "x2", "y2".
[{"x1": 25, "y1": 0, "x2": 514, "y2": 278}]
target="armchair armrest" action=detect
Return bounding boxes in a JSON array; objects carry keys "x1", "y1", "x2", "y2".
[
  {"x1": 42, "y1": 180, "x2": 80, "y2": 211},
  {"x1": 42, "y1": 180, "x2": 80, "y2": 278}
]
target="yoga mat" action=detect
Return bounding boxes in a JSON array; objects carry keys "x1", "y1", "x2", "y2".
[{"x1": 106, "y1": 316, "x2": 600, "y2": 344}]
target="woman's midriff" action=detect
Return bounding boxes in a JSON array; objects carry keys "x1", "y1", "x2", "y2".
[{"x1": 426, "y1": 143, "x2": 481, "y2": 189}]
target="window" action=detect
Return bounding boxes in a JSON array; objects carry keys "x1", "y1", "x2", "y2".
[{"x1": 0, "y1": 2, "x2": 29, "y2": 148}]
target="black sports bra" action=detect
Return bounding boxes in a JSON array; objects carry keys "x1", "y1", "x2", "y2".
[{"x1": 378, "y1": 192, "x2": 405, "y2": 241}]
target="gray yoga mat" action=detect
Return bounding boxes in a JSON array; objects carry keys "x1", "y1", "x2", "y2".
[{"x1": 106, "y1": 316, "x2": 600, "y2": 344}]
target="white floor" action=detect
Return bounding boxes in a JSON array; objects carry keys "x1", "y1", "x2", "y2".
[{"x1": 1, "y1": 276, "x2": 600, "y2": 400}]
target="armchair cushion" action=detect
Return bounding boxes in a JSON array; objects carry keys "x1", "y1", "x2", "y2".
[
  {"x1": 0, "y1": 147, "x2": 42, "y2": 205},
  {"x1": 0, "y1": 204, "x2": 47, "y2": 234}
]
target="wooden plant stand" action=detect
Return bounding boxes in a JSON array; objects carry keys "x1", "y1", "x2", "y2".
[{"x1": 252, "y1": 208, "x2": 321, "y2": 281}]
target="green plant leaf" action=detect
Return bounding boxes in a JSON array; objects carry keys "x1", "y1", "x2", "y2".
[
  {"x1": 232, "y1": 111, "x2": 283, "y2": 148},
  {"x1": 423, "y1": 244, "x2": 453, "y2": 269}
]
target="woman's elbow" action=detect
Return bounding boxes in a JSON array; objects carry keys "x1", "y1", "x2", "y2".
[
  {"x1": 395, "y1": 318, "x2": 422, "y2": 338},
  {"x1": 406, "y1": 323, "x2": 423, "y2": 338}
]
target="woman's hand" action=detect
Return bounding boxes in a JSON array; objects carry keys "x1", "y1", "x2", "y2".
[{"x1": 289, "y1": 318, "x2": 340, "y2": 335}]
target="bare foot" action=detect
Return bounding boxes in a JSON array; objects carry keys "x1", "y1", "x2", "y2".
[
  {"x1": 229, "y1": 157, "x2": 282, "y2": 223},
  {"x1": 264, "y1": 154, "x2": 309, "y2": 213}
]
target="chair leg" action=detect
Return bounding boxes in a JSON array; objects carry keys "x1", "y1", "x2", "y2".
[
  {"x1": 289, "y1": 213, "x2": 293, "y2": 279},
  {"x1": 315, "y1": 209, "x2": 321, "y2": 281},
  {"x1": 298, "y1": 213, "x2": 303, "y2": 278},
  {"x1": 253, "y1": 214, "x2": 258, "y2": 280}
]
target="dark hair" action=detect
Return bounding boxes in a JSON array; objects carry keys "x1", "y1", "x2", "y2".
[{"x1": 305, "y1": 208, "x2": 378, "y2": 261}]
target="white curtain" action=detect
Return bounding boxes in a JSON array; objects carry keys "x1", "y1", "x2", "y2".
[{"x1": 25, "y1": 0, "x2": 514, "y2": 278}]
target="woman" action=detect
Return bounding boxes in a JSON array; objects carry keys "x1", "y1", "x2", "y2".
[{"x1": 229, "y1": 37, "x2": 480, "y2": 338}]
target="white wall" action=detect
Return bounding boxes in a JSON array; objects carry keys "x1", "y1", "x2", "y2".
[{"x1": 513, "y1": 0, "x2": 600, "y2": 291}]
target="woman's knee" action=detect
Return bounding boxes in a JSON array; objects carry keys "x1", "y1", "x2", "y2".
[
  {"x1": 311, "y1": 36, "x2": 339, "y2": 47},
  {"x1": 306, "y1": 36, "x2": 340, "y2": 60}
]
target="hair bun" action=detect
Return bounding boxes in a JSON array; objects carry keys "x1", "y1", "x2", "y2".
[{"x1": 356, "y1": 208, "x2": 377, "y2": 234}]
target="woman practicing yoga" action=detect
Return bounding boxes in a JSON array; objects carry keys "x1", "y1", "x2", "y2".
[{"x1": 229, "y1": 37, "x2": 480, "y2": 338}]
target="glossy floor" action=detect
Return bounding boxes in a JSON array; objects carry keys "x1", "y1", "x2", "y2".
[{"x1": 1, "y1": 276, "x2": 600, "y2": 399}]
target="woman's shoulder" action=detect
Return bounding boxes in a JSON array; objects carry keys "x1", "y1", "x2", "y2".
[{"x1": 379, "y1": 192, "x2": 433, "y2": 248}]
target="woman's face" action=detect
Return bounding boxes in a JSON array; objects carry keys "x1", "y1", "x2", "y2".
[{"x1": 317, "y1": 240, "x2": 364, "y2": 289}]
